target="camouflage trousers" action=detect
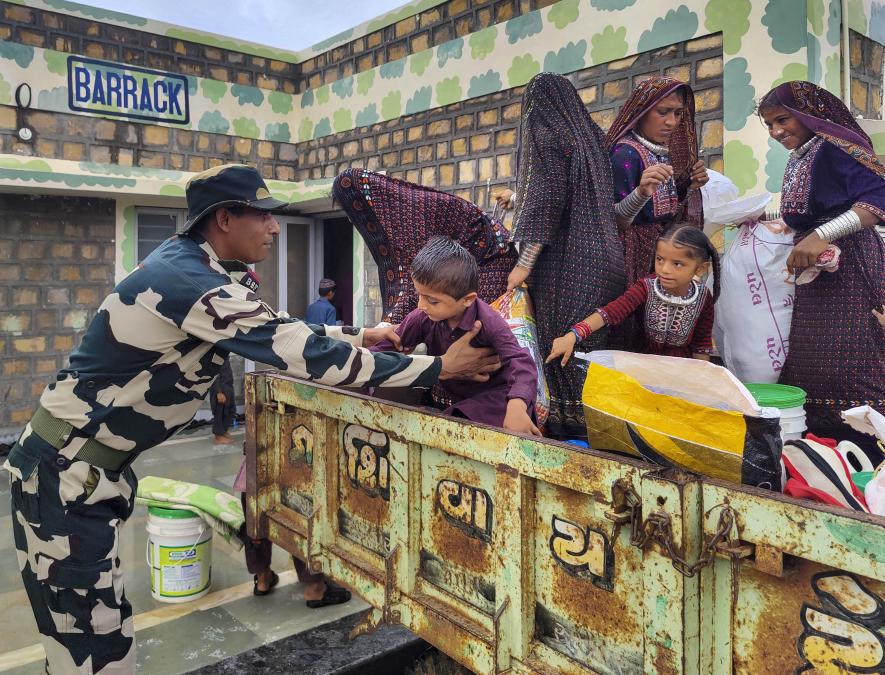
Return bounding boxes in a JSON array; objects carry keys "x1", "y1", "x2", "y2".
[{"x1": 5, "y1": 426, "x2": 137, "y2": 674}]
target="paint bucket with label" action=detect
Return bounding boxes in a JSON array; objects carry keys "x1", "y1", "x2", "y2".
[{"x1": 146, "y1": 506, "x2": 212, "y2": 603}]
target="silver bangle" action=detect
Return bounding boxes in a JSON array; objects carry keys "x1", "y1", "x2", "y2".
[
  {"x1": 814, "y1": 210, "x2": 863, "y2": 242},
  {"x1": 517, "y1": 242, "x2": 544, "y2": 269},
  {"x1": 614, "y1": 188, "x2": 651, "y2": 223}
]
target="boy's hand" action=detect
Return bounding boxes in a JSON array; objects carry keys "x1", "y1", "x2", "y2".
[
  {"x1": 503, "y1": 399, "x2": 541, "y2": 436},
  {"x1": 440, "y1": 321, "x2": 501, "y2": 381},
  {"x1": 546, "y1": 332, "x2": 578, "y2": 366},
  {"x1": 216, "y1": 392, "x2": 226, "y2": 404},
  {"x1": 363, "y1": 325, "x2": 402, "y2": 350}
]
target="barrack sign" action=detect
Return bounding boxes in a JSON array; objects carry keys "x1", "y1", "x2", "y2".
[{"x1": 67, "y1": 56, "x2": 190, "y2": 125}]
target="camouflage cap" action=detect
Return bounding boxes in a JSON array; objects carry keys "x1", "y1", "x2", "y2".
[{"x1": 180, "y1": 163, "x2": 289, "y2": 233}]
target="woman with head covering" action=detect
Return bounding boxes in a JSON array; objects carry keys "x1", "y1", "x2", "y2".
[
  {"x1": 605, "y1": 76, "x2": 709, "y2": 285},
  {"x1": 758, "y1": 81, "x2": 885, "y2": 459},
  {"x1": 503, "y1": 72, "x2": 627, "y2": 439},
  {"x1": 332, "y1": 169, "x2": 516, "y2": 324}
]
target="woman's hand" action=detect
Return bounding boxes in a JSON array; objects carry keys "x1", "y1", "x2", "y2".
[
  {"x1": 873, "y1": 307, "x2": 885, "y2": 329},
  {"x1": 637, "y1": 164, "x2": 674, "y2": 198},
  {"x1": 546, "y1": 332, "x2": 578, "y2": 367},
  {"x1": 688, "y1": 160, "x2": 709, "y2": 189},
  {"x1": 503, "y1": 399, "x2": 541, "y2": 436},
  {"x1": 493, "y1": 188, "x2": 515, "y2": 210},
  {"x1": 216, "y1": 392, "x2": 227, "y2": 404},
  {"x1": 507, "y1": 264, "x2": 531, "y2": 291},
  {"x1": 786, "y1": 233, "x2": 829, "y2": 276}
]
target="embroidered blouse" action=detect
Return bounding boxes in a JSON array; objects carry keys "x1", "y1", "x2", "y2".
[
  {"x1": 611, "y1": 132, "x2": 682, "y2": 224},
  {"x1": 781, "y1": 136, "x2": 885, "y2": 232},
  {"x1": 596, "y1": 275, "x2": 714, "y2": 358}
]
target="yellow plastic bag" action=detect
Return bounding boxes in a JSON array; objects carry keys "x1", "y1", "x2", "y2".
[
  {"x1": 580, "y1": 351, "x2": 782, "y2": 489},
  {"x1": 491, "y1": 286, "x2": 550, "y2": 427}
]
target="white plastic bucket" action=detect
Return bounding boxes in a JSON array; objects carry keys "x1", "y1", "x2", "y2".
[
  {"x1": 744, "y1": 384, "x2": 807, "y2": 444},
  {"x1": 146, "y1": 506, "x2": 212, "y2": 603},
  {"x1": 778, "y1": 405, "x2": 807, "y2": 441}
]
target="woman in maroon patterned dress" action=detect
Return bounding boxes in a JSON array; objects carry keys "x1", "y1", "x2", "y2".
[{"x1": 332, "y1": 169, "x2": 516, "y2": 324}]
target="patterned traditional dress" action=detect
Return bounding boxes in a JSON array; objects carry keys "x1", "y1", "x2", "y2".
[
  {"x1": 767, "y1": 81, "x2": 885, "y2": 457},
  {"x1": 511, "y1": 73, "x2": 626, "y2": 439},
  {"x1": 605, "y1": 77, "x2": 704, "y2": 286},
  {"x1": 332, "y1": 169, "x2": 516, "y2": 323},
  {"x1": 597, "y1": 275, "x2": 714, "y2": 358}
]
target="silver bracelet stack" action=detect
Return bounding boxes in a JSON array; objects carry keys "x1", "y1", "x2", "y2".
[
  {"x1": 813, "y1": 210, "x2": 863, "y2": 242},
  {"x1": 516, "y1": 242, "x2": 544, "y2": 269},
  {"x1": 614, "y1": 187, "x2": 651, "y2": 223}
]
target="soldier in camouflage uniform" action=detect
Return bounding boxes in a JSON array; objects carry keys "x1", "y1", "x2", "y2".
[{"x1": 4, "y1": 164, "x2": 499, "y2": 673}]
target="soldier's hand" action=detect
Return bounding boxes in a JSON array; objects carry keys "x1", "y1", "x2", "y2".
[
  {"x1": 362, "y1": 325, "x2": 402, "y2": 350},
  {"x1": 439, "y1": 321, "x2": 501, "y2": 382}
]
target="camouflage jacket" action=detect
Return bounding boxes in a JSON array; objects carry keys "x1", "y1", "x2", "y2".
[{"x1": 37, "y1": 233, "x2": 441, "y2": 453}]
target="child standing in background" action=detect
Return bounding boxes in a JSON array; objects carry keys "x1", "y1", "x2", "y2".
[{"x1": 210, "y1": 359, "x2": 236, "y2": 445}]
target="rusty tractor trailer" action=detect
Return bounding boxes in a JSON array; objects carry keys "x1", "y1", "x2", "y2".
[{"x1": 243, "y1": 372, "x2": 885, "y2": 675}]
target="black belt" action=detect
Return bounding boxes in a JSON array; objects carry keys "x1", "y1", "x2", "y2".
[{"x1": 30, "y1": 405, "x2": 134, "y2": 472}]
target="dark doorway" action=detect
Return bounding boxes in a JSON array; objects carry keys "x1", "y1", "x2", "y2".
[{"x1": 322, "y1": 217, "x2": 354, "y2": 326}]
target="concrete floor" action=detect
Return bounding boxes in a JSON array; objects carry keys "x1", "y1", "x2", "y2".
[{"x1": 0, "y1": 426, "x2": 366, "y2": 674}]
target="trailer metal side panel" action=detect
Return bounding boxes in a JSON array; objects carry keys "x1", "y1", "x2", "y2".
[{"x1": 245, "y1": 373, "x2": 885, "y2": 675}]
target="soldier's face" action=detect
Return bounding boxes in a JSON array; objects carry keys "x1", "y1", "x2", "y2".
[{"x1": 224, "y1": 208, "x2": 281, "y2": 263}]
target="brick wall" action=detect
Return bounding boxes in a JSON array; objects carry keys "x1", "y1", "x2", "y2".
[
  {"x1": 0, "y1": 1, "x2": 314, "y2": 177},
  {"x1": 0, "y1": 105, "x2": 306, "y2": 180},
  {"x1": 1, "y1": 0, "x2": 562, "y2": 94},
  {"x1": 0, "y1": 1, "x2": 298, "y2": 92},
  {"x1": 355, "y1": 34, "x2": 724, "y2": 325},
  {"x1": 0, "y1": 194, "x2": 114, "y2": 438},
  {"x1": 299, "y1": 0, "x2": 559, "y2": 89},
  {"x1": 849, "y1": 30, "x2": 884, "y2": 120},
  {"x1": 297, "y1": 34, "x2": 724, "y2": 206}
]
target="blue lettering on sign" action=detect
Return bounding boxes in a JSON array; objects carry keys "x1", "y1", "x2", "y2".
[{"x1": 67, "y1": 55, "x2": 189, "y2": 125}]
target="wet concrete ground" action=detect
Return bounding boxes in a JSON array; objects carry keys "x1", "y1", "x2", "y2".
[{"x1": 0, "y1": 426, "x2": 367, "y2": 674}]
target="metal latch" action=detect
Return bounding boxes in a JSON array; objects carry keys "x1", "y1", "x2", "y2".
[{"x1": 606, "y1": 479, "x2": 750, "y2": 578}]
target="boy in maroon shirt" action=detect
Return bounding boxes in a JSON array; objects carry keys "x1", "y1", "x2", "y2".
[{"x1": 372, "y1": 236, "x2": 540, "y2": 435}]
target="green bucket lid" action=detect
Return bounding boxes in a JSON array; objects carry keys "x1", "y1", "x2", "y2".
[
  {"x1": 852, "y1": 471, "x2": 874, "y2": 492},
  {"x1": 744, "y1": 383, "x2": 806, "y2": 409},
  {"x1": 148, "y1": 505, "x2": 198, "y2": 519}
]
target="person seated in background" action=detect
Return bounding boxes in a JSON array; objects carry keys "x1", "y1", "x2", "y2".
[
  {"x1": 305, "y1": 278, "x2": 338, "y2": 325},
  {"x1": 371, "y1": 236, "x2": 540, "y2": 435}
]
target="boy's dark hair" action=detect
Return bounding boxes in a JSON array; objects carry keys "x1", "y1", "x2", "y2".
[
  {"x1": 658, "y1": 224, "x2": 721, "y2": 302},
  {"x1": 411, "y1": 236, "x2": 478, "y2": 299}
]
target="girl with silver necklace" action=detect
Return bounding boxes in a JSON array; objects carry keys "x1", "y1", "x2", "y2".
[{"x1": 546, "y1": 224, "x2": 720, "y2": 366}]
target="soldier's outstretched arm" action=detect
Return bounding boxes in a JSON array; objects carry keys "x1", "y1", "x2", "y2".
[{"x1": 180, "y1": 282, "x2": 441, "y2": 388}]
